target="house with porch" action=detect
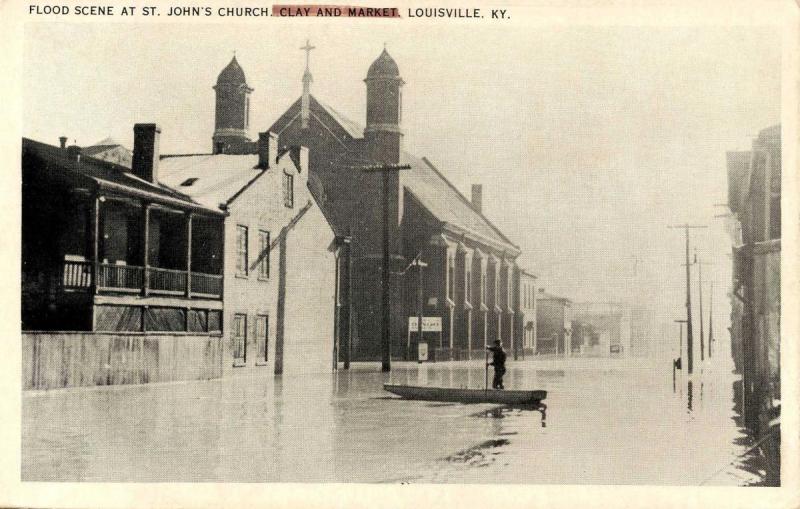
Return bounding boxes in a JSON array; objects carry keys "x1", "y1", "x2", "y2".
[{"x1": 21, "y1": 125, "x2": 226, "y2": 389}]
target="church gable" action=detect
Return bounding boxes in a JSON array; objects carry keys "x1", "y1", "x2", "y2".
[{"x1": 270, "y1": 95, "x2": 360, "y2": 149}]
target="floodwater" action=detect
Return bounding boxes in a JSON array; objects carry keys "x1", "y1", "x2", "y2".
[{"x1": 22, "y1": 356, "x2": 771, "y2": 484}]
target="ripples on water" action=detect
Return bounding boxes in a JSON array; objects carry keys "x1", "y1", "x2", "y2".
[{"x1": 22, "y1": 357, "x2": 771, "y2": 484}]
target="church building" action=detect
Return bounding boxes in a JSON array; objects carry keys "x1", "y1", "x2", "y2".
[{"x1": 263, "y1": 46, "x2": 532, "y2": 362}]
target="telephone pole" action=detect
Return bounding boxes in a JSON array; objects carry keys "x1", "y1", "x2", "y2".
[
  {"x1": 708, "y1": 280, "x2": 715, "y2": 359},
  {"x1": 694, "y1": 256, "x2": 714, "y2": 363},
  {"x1": 361, "y1": 163, "x2": 411, "y2": 372},
  {"x1": 668, "y1": 224, "x2": 707, "y2": 375}
]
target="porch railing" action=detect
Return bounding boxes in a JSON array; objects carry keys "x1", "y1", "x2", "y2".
[
  {"x1": 97, "y1": 264, "x2": 144, "y2": 291},
  {"x1": 64, "y1": 262, "x2": 222, "y2": 299},
  {"x1": 191, "y1": 272, "x2": 224, "y2": 298},
  {"x1": 149, "y1": 267, "x2": 187, "y2": 295},
  {"x1": 62, "y1": 260, "x2": 93, "y2": 289}
]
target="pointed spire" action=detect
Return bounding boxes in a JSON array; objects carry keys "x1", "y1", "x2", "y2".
[{"x1": 300, "y1": 39, "x2": 316, "y2": 129}]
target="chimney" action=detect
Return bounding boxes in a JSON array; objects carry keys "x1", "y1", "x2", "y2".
[
  {"x1": 59, "y1": 136, "x2": 68, "y2": 149},
  {"x1": 132, "y1": 123, "x2": 161, "y2": 183},
  {"x1": 471, "y1": 184, "x2": 483, "y2": 213},
  {"x1": 257, "y1": 131, "x2": 279, "y2": 169}
]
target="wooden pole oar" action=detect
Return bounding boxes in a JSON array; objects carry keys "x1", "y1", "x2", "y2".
[{"x1": 485, "y1": 350, "x2": 489, "y2": 392}]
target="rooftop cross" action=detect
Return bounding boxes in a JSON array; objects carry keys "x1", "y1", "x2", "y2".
[{"x1": 300, "y1": 39, "x2": 315, "y2": 70}]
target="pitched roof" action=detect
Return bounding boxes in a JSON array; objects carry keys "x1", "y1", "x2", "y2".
[
  {"x1": 271, "y1": 94, "x2": 519, "y2": 254},
  {"x1": 157, "y1": 153, "x2": 266, "y2": 210},
  {"x1": 22, "y1": 138, "x2": 221, "y2": 215}
]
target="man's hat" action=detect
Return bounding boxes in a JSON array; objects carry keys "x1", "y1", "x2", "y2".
[{"x1": 494, "y1": 340, "x2": 502, "y2": 345}]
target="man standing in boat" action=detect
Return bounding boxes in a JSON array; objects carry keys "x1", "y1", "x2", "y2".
[{"x1": 487, "y1": 340, "x2": 507, "y2": 389}]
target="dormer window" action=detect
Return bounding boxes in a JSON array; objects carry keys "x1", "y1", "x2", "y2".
[{"x1": 180, "y1": 177, "x2": 198, "y2": 187}]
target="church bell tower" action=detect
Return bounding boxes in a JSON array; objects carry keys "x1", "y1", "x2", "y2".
[
  {"x1": 212, "y1": 55, "x2": 253, "y2": 154},
  {"x1": 364, "y1": 48, "x2": 404, "y2": 164}
]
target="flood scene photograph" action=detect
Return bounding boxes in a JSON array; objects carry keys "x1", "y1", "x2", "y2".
[{"x1": 4, "y1": 2, "x2": 797, "y2": 508}]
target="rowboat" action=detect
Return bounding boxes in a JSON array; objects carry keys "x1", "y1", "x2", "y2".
[{"x1": 383, "y1": 384, "x2": 547, "y2": 405}]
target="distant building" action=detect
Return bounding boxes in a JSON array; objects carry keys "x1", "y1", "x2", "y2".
[
  {"x1": 82, "y1": 137, "x2": 133, "y2": 167},
  {"x1": 535, "y1": 292, "x2": 572, "y2": 355},
  {"x1": 515, "y1": 269, "x2": 537, "y2": 357},
  {"x1": 725, "y1": 124, "x2": 780, "y2": 477},
  {"x1": 571, "y1": 302, "x2": 631, "y2": 357},
  {"x1": 266, "y1": 48, "x2": 527, "y2": 362}
]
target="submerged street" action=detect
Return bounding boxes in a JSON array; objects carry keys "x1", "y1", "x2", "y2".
[{"x1": 23, "y1": 356, "x2": 769, "y2": 485}]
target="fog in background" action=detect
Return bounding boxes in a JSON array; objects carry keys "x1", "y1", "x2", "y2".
[{"x1": 24, "y1": 23, "x2": 781, "y2": 345}]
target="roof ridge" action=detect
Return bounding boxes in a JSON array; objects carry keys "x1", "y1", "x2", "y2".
[{"x1": 418, "y1": 156, "x2": 518, "y2": 251}]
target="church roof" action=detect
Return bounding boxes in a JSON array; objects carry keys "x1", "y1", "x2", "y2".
[
  {"x1": 216, "y1": 56, "x2": 247, "y2": 85},
  {"x1": 366, "y1": 49, "x2": 400, "y2": 79},
  {"x1": 268, "y1": 94, "x2": 519, "y2": 255}
]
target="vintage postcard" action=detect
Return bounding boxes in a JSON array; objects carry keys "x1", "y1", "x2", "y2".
[{"x1": 0, "y1": 0, "x2": 798, "y2": 507}]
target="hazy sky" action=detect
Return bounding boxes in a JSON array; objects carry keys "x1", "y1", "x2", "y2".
[{"x1": 23, "y1": 22, "x2": 781, "y2": 338}]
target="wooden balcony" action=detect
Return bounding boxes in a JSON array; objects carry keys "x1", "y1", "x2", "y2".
[{"x1": 61, "y1": 261, "x2": 222, "y2": 299}]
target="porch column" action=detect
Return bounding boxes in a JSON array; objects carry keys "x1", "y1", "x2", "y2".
[
  {"x1": 185, "y1": 212, "x2": 193, "y2": 298},
  {"x1": 142, "y1": 202, "x2": 150, "y2": 296},
  {"x1": 532, "y1": 280, "x2": 538, "y2": 355},
  {"x1": 90, "y1": 194, "x2": 101, "y2": 295},
  {"x1": 445, "y1": 244, "x2": 455, "y2": 350},
  {"x1": 463, "y1": 248, "x2": 473, "y2": 358}
]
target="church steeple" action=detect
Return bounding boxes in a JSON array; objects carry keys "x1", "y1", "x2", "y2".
[
  {"x1": 300, "y1": 40, "x2": 316, "y2": 130},
  {"x1": 212, "y1": 54, "x2": 253, "y2": 154},
  {"x1": 364, "y1": 47, "x2": 404, "y2": 164}
]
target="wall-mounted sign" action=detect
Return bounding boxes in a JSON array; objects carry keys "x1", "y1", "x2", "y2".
[{"x1": 408, "y1": 316, "x2": 442, "y2": 332}]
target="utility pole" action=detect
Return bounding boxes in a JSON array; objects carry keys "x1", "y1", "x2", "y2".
[
  {"x1": 674, "y1": 319, "x2": 687, "y2": 370},
  {"x1": 694, "y1": 256, "x2": 714, "y2": 363},
  {"x1": 361, "y1": 163, "x2": 411, "y2": 372},
  {"x1": 673, "y1": 319, "x2": 687, "y2": 392},
  {"x1": 344, "y1": 231, "x2": 353, "y2": 370},
  {"x1": 668, "y1": 224, "x2": 707, "y2": 375},
  {"x1": 411, "y1": 258, "x2": 428, "y2": 362},
  {"x1": 708, "y1": 281, "x2": 714, "y2": 358}
]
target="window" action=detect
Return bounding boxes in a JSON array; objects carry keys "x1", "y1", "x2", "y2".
[
  {"x1": 256, "y1": 315, "x2": 269, "y2": 362},
  {"x1": 481, "y1": 273, "x2": 486, "y2": 305},
  {"x1": 283, "y1": 172, "x2": 294, "y2": 208},
  {"x1": 236, "y1": 225, "x2": 248, "y2": 276},
  {"x1": 208, "y1": 310, "x2": 222, "y2": 332},
  {"x1": 466, "y1": 269, "x2": 472, "y2": 302},
  {"x1": 258, "y1": 230, "x2": 270, "y2": 279},
  {"x1": 447, "y1": 255, "x2": 454, "y2": 300},
  {"x1": 233, "y1": 313, "x2": 247, "y2": 363}
]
